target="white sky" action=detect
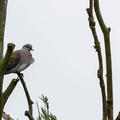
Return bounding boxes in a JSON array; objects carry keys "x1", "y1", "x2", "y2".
[{"x1": 3, "y1": 0, "x2": 120, "y2": 120}]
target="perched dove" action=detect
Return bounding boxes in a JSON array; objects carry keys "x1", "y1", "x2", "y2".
[{"x1": 5, "y1": 44, "x2": 34, "y2": 74}]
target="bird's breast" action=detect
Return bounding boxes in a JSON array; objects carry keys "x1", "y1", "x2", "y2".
[
  {"x1": 20, "y1": 50, "x2": 34, "y2": 64},
  {"x1": 17, "y1": 63, "x2": 30, "y2": 72}
]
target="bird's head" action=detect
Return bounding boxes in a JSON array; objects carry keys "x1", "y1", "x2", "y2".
[{"x1": 22, "y1": 44, "x2": 34, "y2": 51}]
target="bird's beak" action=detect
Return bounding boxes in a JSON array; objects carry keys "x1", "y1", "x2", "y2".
[{"x1": 31, "y1": 48, "x2": 34, "y2": 51}]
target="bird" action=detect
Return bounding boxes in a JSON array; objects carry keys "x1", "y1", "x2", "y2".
[{"x1": 5, "y1": 44, "x2": 34, "y2": 74}]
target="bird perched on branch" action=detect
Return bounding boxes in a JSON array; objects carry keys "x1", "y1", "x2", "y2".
[{"x1": 5, "y1": 44, "x2": 34, "y2": 74}]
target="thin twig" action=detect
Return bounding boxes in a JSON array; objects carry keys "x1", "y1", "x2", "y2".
[
  {"x1": 36, "y1": 102, "x2": 41, "y2": 118},
  {"x1": 17, "y1": 73, "x2": 34, "y2": 120},
  {"x1": 86, "y1": 0, "x2": 107, "y2": 120}
]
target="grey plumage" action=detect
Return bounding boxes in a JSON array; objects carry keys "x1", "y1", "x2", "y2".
[{"x1": 5, "y1": 44, "x2": 34, "y2": 74}]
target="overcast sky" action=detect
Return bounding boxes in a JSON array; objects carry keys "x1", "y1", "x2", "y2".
[{"x1": 3, "y1": 0, "x2": 120, "y2": 120}]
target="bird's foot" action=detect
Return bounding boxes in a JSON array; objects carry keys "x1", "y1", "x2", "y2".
[{"x1": 17, "y1": 72, "x2": 24, "y2": 77}]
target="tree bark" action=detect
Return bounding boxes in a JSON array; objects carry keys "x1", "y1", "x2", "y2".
[{"x1": 0, "y1": 0, "x2": 8, "y2": 118}]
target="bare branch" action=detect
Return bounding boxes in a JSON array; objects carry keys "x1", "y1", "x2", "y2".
[
  {"x1": 17, "y1": 73, "x2": 34, "y2": 120},
  {"x1": 36, "y1": 102, "x2": 41, "y2": 119},
  {"x1": 0, "y1": 43, "x2": 15, "y2": 120},
  {"x1": 2, "y1": 43, "x2": 15, "y2": 73},
  {"x1": 86, "y1": 0, "x2": 107, "y2": 120},
  {"x1": 3, "y1": 78, "x2": 19, "y2": 105},
  {"x1": 94, "y1": 0, "x2": 113, "y2": 119}
]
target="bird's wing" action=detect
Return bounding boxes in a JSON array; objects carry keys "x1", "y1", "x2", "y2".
[{"x1": 6, "y1": 50, "x2": 21, "y2": 71}]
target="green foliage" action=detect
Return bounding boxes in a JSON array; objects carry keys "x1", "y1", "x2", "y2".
[{"x1": 36, "y1": 95, "x2": 57, "y2": 120}]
